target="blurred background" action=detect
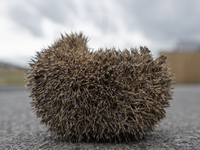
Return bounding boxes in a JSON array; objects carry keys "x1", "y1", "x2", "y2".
[{"x1": 1, "y1": 0, "x2": 200, "y2": 85}]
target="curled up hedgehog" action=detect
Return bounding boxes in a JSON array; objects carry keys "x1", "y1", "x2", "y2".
[{"x1": 26, "y1": 32, "x2": 174, "y2": 143}]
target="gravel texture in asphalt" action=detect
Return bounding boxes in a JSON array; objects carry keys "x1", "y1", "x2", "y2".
[{"x1": 0, "y1": 84, "x2": 200, "y2": 150}]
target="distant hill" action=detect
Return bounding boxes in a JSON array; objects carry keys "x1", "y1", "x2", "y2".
[
  {"x1": 0, "y1": 61, "x2": 25, "y2": 70},
  {"x1": 176, "y1": 41, "x2": 200, "y2": 51},
  {"x1": 0, "y1": 61, "x2": 26, "y2": 85}
]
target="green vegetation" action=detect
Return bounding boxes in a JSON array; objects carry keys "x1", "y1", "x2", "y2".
[{"x1": 0, "y1": 68, "x2": 26, "y2": 85}]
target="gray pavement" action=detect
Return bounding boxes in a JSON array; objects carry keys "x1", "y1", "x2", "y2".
[{"x1": 0, "y1": 84, "x2": 200, "y2": 149}]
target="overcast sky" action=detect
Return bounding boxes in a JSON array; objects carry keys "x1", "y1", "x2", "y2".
[{"x1": 1, "y1": 0, "x2": 200, "y2": 67}]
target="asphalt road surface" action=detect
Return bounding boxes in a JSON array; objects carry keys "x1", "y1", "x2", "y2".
[{"x1": 0, "y1": 84, "x2": 200, "y2": 150}]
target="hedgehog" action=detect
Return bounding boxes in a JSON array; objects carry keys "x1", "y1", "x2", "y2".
[{"x1": 26, "y1": 32, "x2": 174, "y2": 143}]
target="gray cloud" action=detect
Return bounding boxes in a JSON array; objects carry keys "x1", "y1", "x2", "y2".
[
  {"x1": 8, "y1": 0, "x2": 78, "y2": 36},
  {"x1": 30, "y1": 0, "x2": 77, "y2": 24},
  {"x1": 9, "y1": 3, "x2": 42, "y2": 36},
  {"x1": 82, "y1": 1, "x2": 120, "y2": 34},
  {"x1": 7, "y1": 0, "x2": 200, "y2": 48},
  {"x1": 8, "y1": 0, "x2": 122, "y2": 37},
  {"x1": 118, "y1": 0, "x2": 200, "y2": 46}
]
